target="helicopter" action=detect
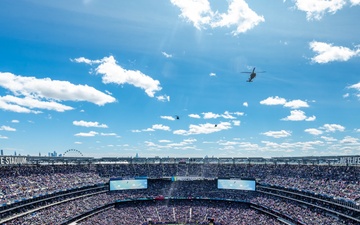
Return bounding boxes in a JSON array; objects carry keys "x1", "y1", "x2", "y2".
[{"x1": 241, "y1": 67, "x2": 265, "y2": 82}]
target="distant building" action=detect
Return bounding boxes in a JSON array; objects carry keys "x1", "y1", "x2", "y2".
[{"x1": 1, "y1": 149, "x2": 3, "y2": 156}]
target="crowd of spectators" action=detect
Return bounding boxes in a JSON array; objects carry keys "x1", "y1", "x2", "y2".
[
  {"x1": 0, "y1": 162, "x2": 359, "y2": 224},
  {"x1": 79, "y1": 200, "x2": 282, "y2": 225},
  {"x1": 0, "y1": 165, "x2": 106, "y2": 205}
]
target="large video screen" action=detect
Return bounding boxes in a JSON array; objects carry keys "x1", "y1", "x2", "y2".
[
  {"x1": 109, "y1": 178, "x2": 147, "y2": 191},
  {"x1": 217, "y1": 179, "x2": 256, "y2": 191}
]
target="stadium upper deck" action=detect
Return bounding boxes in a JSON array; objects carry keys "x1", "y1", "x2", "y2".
[{"x1": 1, "y1": 154, "x2": 359, "y2": 166}]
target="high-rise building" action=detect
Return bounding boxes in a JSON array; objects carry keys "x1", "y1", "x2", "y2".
[{"x1": 1, "y1": 149, "x2": 3, "y2": 156}]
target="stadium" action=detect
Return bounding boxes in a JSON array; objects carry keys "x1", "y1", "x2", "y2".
[{"x1": 0, "y1": 155, "x2": 359, "y2": 225}]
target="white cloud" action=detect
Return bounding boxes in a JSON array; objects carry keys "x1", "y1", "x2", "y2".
[
  {"x1": 161, "y1": 115, "x2": 177, "y2": 121},
  {"x1": 0, "y1": 135, "x2": 8, "y2": 139},
  {"x1": 309, "y1": 41, "x2": 360, "y2": 63},
  {"x1": 0, "y1": 96, "x2": 42, "y2": 114},
  {"x1": 74, "y1": 141, "x2": 82, "y2": 144},
  {"x1": 0, "y1": 125, "x2": 16, "y2": 131},
  {"x1": 170, "y1": 0, "x2": 213, "y2": 30},
  {"x1": 321, "y1": 123, "x2": 345, "y2": 132},
  {"x1": 233, "y1": 112, "x2": 244, "y2": 116},
  {"x1": 305, "y1": 115, "x2": 316, "y2": 121},
  {"x1": 173, "y1": 121, "x2": 231, "y2": 135},
  {"x1": 151, "y1": 124, "x2": 171, "y2": 131},
  {"x1": 262, "y1": 130, "x2": 291, "y2": 138},
  {"x1": 202, "y1": 111, "x2": 242, "y2": 119},
  {"x1": 243, "y1": 102, "x2": 248, "y2": 107},
  {"x1": 281, "y1": 110, "x2": 316, "y2": 121},
  {"x1": 232, "y1": 120, "x2": 241, "y2": 126},
  {"x1": 350, "y1": 0, "x2": 360, "y2": 5},
  {"x1": 171, "y1": 0, "x2": 264, "y2": 35},
  {"x1": 210, "y1": 0, "x2": 265, "y2": 35},
  {"x1": 0, "y1": 95, "x2": 73, "y2": 113},
  {"x1": 260, "y1": 96, "x2": 287, "y2": 106},
  {"x1": 73, "y1": 56, "x2": 163, "y2": 98},
  {"x1": 156, "y1": 95, "x2": 170, "y2": 102},
  {"x1": 189, "y1": 114, "x2": 201, "y2": 119},
  {"x1": 305, "y1": 128, "x2": 323, "y2": 135},
  {"x1": 294, "y1": 0, "x2": 347, "y2": 20},
  {"x1": 73, "y1": 120, "x2": 108, "y2": 128},
  {"x1": 320, "y1": 136, "x2": 337, "y2": 142},
  {"x1": 221, "y1": 111, "x2": 236, "y2": 119},
  {"x1": 159, "y1": 139, "x2": 172, "y2": 143},
  {"x1": 11, "y1": 120, "x2": 19, "y2": 123},
  {"x1": 284, "y1": 100, "x2": 309, "y2": 109},
  {"x1": 347, "y1": 82, "x2": 360, "y2": 99},
  {"x1": 74, "y1": 131, "x2": 98, "y2": 137},
  {"x1": 339, "y1": 136, "x2": 358, "y2": 144},
  {"x1": 161, "y1": 51, "x2": 173, "y2": 58},
  {"x1": 209, "y1": 72, "x2": 216, "y2": 77},
  {"x1": 0, "y1": 72, "x2": 115, "y2": 111},
  {"x1": 202, "y1": 112, "x2": 221, "y2": 119},
  {"x1": 100, "y1": 133, "x2": 117, "y2": 136}
]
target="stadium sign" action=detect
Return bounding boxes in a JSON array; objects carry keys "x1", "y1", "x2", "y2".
[
  {"x1": 0, "y1": 156, "x2": 27, "y2": 165},
  {"x1": 338, "y1": 156, "x2": 360, "y2": 165}
]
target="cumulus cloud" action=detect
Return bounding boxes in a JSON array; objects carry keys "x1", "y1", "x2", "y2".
[
  {"x1": 347, "y1": 82, "x2": 360, "y2": 99},
  {"x1": 339, "y1": 136, "x2": 358, "y2": 144},
  {"x1": 304, "y1": 128, "x2": 323, "y2": 135},
  {"x1": 100, "y1": 132, "x2": 117, "y2": 136},
  {"x1": 320, "y1": 136, "x2": 337, "y2": 142},
  {"x1": 161, "y1": 51, "x2": 173, "y2": 58},
  {"x1": 161, "y1": 116, "x2": 176, "y2": 121},
  {"x1": 151, "y1": 124, "x2": 171, "y2": 131},
  {"x1": 0, "y1": 135, "x2": 8, "y2": 139},
  {"x1": 294, "y1": 0, "x2": 347, "y2": 20},
  {"x1": 173, "y1": 121, "x2": 231, "y2": 135},
  {"x1": 73, "y1": 120, "x2": 108, "y2": 128},
  {"x1": 350, "y1": 0, "x2": 360, "y2": 5},
  {"x1": 281, "y1": 110, "x2": 316, "y2": 121},
  {"x1": 309, "y1": 41, "x2": 360, "y2": 63},
  {"x1": 142, "y1": 124, "x2": 171, "y2": 132},
  {"x1": 243, "y1": 102, "x2": 248, "y2": 107},
  {"x1": 262, "y1": 130, "x2": 292, "y2": 138},
  {"x1": 0, "y1": 72, "x2": 115, "y2": 113},
  {"x1": 202, "y1": 111, "x2": 243, "y2": 119},
  {"x1": 210, "y1": 0, "x2": 265, "y2": 35},
  {"x1": 202, "y1": 112, "x2": 221, "y2": 119},
  {"x1": 156, "y1": 95, "x2": 170, "y2": 102},
  {"x1": 209, "y1": 72, "x2": 216, "y2": 77},
  {"x1": 73, "y1": 55, "x2": 163, "y2": 98},
  {"x1": 260, "y1": 96, "x2": 309, "y2": 109},
  {"x1": 0, "y1": 125, "x2": 16, "y2": 131},
  {"x1": 260, "y1": 96, "x2": 287, "y2": 106},
  {"x1": 189, "y1": 114, "x2": 201, "y2": 119},
  {"x1": 284, "y1": 100, "x2": 309, "y2": 109},
  {"x1": 170, "y1": 0, "x2": 264, "y2": 35},
  {"x1": 74, "y1": 131, "x2": 98, "y2": 137},
  {"x1": 321, "y1": 123, "x2": 345, "y2": 132}
]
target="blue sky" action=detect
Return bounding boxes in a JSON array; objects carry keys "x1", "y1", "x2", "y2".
[{"x1": 1, "y1": 0, "x2": 360, "y2": 158}]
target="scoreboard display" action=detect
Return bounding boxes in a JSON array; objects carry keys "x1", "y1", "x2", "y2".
[
  {"x1": 109, "y1": 178, "x2": 147, "y2": 191},
  {"x1": 217, "y1": 179, "x2": 256, "y2": 191}
]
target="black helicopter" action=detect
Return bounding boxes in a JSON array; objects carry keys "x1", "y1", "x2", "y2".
[{"x1": 241, "y1": 67, "x2": 265, "y2": 82}]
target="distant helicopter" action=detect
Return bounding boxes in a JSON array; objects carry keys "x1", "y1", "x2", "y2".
[{"x1": 241, "y1": 67, "x2": 265, "y2": 82}]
